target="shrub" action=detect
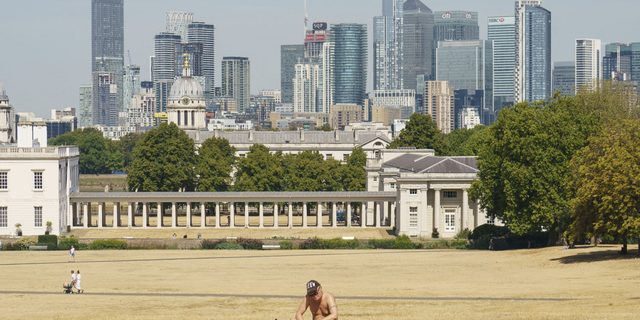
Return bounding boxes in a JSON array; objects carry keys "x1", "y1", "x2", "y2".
[
  {"x1": 454, "y1": 228, "x2": 472, "y2": 240},
  {"x1": 369, "y1": 238, "x2": 396, "y2": 249},
  {"x1": 90, "y1": 239, "x2": 127, "y2": 250},
  {"x1": 38, "y1": 235, "x2": 58, "y2": 244},
  {"x1": 299, "y1": 237, "x2": 322, "y2": 249},
  {"x1": 214, "y1": 242, "x2": 243, "y2": 250},
  {"x1": 320, "y1": 238, "x2": 360, "y2": 249},
  {"x1": 201, "y1": 239, "x2": 226, "y2": 249},
  {"x1": 394, "y1": 235, "x2": 415, "y2": 249},
  {"x1": 58, "y1": 236, "x2": 80, "y2": 250},
  {"x1": 237, "y1": 238, "x2": 264, "y2": 250},
  {"x1": 469, "y1": 224, "x2": 510, "y2": 240},
  {"x1": 279, "y1": 241, "x2": 293, "y2": 250},
  {"x1": 14, "y1": 236, "x2": 38, "y2": 250}
]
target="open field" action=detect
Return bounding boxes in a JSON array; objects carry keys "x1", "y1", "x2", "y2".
[{"x1": 1, "y1": 245, "x2": 639, "y2": 319}]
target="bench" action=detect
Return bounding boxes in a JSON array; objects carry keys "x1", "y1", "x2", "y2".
[
  {"x1": 342, "y1": 236, "x2": 355, "y2": 240},
  {"x1": 29, "y1": 245, "x2": 48, "y2": 251},
  {"x1": 262, "y1": 244, "x2": 281, "y2": 250}
]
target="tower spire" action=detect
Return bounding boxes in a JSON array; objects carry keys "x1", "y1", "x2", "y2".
[{"x1": 182, "y1": 53, "x2": 191, "y2": 77}]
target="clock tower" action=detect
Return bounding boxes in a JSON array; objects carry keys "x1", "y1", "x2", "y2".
[{"x1": 166, "y1": 54, "x2": 207, "y2": 130}]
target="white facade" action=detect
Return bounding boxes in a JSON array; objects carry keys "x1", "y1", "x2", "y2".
[
  {"x1": 575, "y1": 38, "x2": 601, "y2": 93},
  {"x1": 458, "y1": 107, "x2": 481, "y2": 129},
  {"x1": 258, "y1": 90, "x2": 281, "y2": 104},
  {"x1": 293, "y1": 63, "x2": 321, "y2": 113},
  {"x1": 166, "y1": 58, "x2": 207, "y2": 130},
  {"x1": 128, "y1": 91, "x2": 156, "y2": 128},
  {"x1": 372, "y1": 89, "x2": 416, "y2": 109}
]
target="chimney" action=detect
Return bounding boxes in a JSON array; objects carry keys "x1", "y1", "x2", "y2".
[
  {"x1": 249, "y1": 129, "x2": 254, "y2": 142},
  {"x1": 334, "y1": 130, "x2": 339, "y2": 142},
  {"x1": 300, "y1": 129, "x2": 305, "y2": 142},
  {"x1": 17, "y1": 121, "x2": 33, "y2": 148},
  {"x1": 33, "y1": 121, "x2": 48, "y2": 147}
]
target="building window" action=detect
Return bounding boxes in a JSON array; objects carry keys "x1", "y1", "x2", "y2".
[
  {"x1": 326, "y1": 154, "x2": 333, "y2": 160},
  {"x1": 0, "y1": 172, "x2": 6, "y2": 190},
  {"x1": 409, "y1": 207, "x2": 418, "y2": 228},
  {"x1": 239, "y1": 154, "x2": 245, "y2": 158},
  {"x1": 373, "y1": 177, "x2": 378, "y2": 182},
  {"x1": 34, "y1": 172, "x2": 43, "y2": 190},
  {"x1": 487, "y1": 219, "x2": 495, "y2": 225},
  {"x1": 443, "y1": 191, "x2": 457, "y2": 198},
  {"x1": 343, "y1": 154, "x2": 349, "y2": 162},
  {"x1": 375, "y1": 150, "x2": 380, "y2": 158},
  {"x1": 409, "y1": 189, "x2": 417, "y2": 195},
  {"x1": 445, "y1": 210, "x2": 456, "y2": 232},
  {"x1": 0, "y1": 207, "x2": 6, "y2": 227},
  {"x1": 35, "y1": 207, "x2": 43, "y2": 227},
  {"x1": 390, "y1": 183, "x2": 395, "y2": 189}
]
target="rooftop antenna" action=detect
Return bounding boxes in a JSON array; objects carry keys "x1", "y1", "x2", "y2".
[{"x1": 304, "y1": 0, "x2": 308, "y2": 36}]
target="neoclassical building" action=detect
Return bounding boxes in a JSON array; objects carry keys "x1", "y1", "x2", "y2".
[{"x1": 166, "y1": 55, "x2": 207, "y2": 130}]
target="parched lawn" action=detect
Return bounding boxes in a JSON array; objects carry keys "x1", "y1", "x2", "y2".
[{"x1": 0, "y1": 245, "x2": 639, "y2": 319}]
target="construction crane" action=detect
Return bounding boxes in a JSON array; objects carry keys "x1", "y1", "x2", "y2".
[{"x1": 127, "y1": 50, "x2": 132, "y2": 68}]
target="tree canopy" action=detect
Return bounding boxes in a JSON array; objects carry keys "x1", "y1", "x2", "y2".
[
  {"x1": 342, "y1": 146, "x2": 367, "y2": 191},
  {"x1": 49, "y1": 127, "x2": 123, "y2": 174},
  {"x1": 126, "y1": 123, "x2": 197, "y2": 191},
  {"x1": 387, "y1": 113, "x2": 451, "y2": 155},
  {"x1": 117, "y1": 132, "x2": 144, "y2": 169},
  {"x1": 196, "y1": 137, "x2": 237, "y2": 192},
  {"x1": 568, "y1": 119, "x2": 640, "y2": 254},
  {"x1": 444, "y1": 125, "x2": 489, "y2": 156},
  {"x1": 234, "y1": 144, "x2": 283, "y2": 191}
]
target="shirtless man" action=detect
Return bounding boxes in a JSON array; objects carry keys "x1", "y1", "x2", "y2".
[{"x1": 291, "y1": 280, "x2": 338, "y2": 320}]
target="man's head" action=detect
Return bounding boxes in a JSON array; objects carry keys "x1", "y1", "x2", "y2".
[
  {"x1": 306, "y1": 280, "x2": 322, "y2": 300},
  {"x1": 71, "y1": 270, "x2": 74, "y2": 274}
]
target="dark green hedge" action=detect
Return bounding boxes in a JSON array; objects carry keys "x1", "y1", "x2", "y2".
[
  {"x1": 38, "y1": 235, "x2": 58, "y2": 245},
  {"x1": 89, "y1": 239, "x2": 127, "y2": 250}
]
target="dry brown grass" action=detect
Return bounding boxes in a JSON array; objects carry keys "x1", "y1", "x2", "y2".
[{"x1": 1, "y1": 245, "x2": 639, "y2": 319}]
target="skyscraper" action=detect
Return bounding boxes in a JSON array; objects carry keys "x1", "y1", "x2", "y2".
[
  {"x1": 575, "y1": 39, "x2": 601, "y2": 93},
  {"x1": 187, "y1": 22, "x2": 215, "y2": 98},
  {"x1": 374, "y1": 0, "x2": 404, "y2": 90},
  {"x1": 91, "y1": 71, "x2": 117, "y2": 126},
  {"x1": 305, "y1": 22, "x2": 330, "y2": 61},
  {"x1": 488, "y1": 16, "x2": 515, "y2": 111},
  {"x1": 281, "y1": 44, "x2": 305, "y2": 104},
  {"x1": 424, "y1": 81, "x2": 455, "y2": 134},
  {"x1": 514, "y1": 0, "x2": 551, "y2": 103},
  {"x1": 403, "y1": 0, "x2": 434, "y2": 91},
  {"x1": 552, "y1": 61, "x2": 575, "y2": 97},
  {"x1": 603, "y1": 42, "x2": 636, "y2": 81},
  {"x1": 153, "y1": 32, "x2": 181, "y2": 112},
  {"x1": 165, "y1": 11, "x2": 194, "y2": 42},
  {"x1": 331, "y1": 23, "x2": 368, "y2": 106},
  {"x1": 221, "y1": 57, "x2": 250, "y2": 113},
  {"x1": 92, "y1": 0, "x2": 124, "y2": 126},
  {"x1": 123, "y1": 65, "x2": 140, "y2": 112},
  {"x1": 433, "y1": 11, "x2": 479, "y2": 42},
  {"x1": 78, "y1": 85, "x2": 92, "y2": 128}
]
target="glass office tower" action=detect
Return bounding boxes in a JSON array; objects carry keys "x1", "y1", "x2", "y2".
[
  {"x1": 281, "y1": 45, "x2": 305, "y2": 104},
  {"x1": 403, "y1": 0, "x2": 434, "y2": 91},
  {"x1": 514, "y1": 1, "x2": 551, "y2": 103},
  {"x1": 221, "y1": 57, "x2": 251, "y2": 113},
  {"x1": 331, "y1": 23, "x2": 368, "y2": 106},
  {"x1": 488, "y1": 16, "x2": 515, "y2": 111},
  {"x1": 187, "y1": 22, "x2": 216, "y2": 98},
  {"x1": 433, "y1": 11, "x2": 479, "y2": 42},
  {"x1": 552, "y1": 61, "x2": 575, "y2": 97},
  {"x1": 603, "y1": 42, "x2": 640, "y2": 82},
  {"x1": 575, "y1": 39, "x2": 601, "y2": 93},
  {"x1": 374, "y1": 0, "x2": 404, "y2": 90}
]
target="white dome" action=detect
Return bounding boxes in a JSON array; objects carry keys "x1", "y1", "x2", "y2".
[{"x1": 168, "y1": 76, "x2": 204, "y2": 100}]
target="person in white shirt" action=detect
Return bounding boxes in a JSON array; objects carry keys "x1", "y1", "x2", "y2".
[
  {"x1": 71, "y1": 270, "x2": 77, "y2": 293},
  {"x1": 69, "y1": 245, "x2": 75, "y2": 262},
  {"x1": 75, "y1": 270, "x2": 84, "y2": 293}
]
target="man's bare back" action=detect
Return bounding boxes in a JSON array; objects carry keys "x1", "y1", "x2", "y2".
[{"x1": 291, "y1": 280, "x2": 338, "y2": 320}]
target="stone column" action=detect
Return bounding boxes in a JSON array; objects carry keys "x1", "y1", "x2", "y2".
[
  {"x1": 98, "y1": 203, "x2": 104, "y2": 228},
  {"x1": 244, "y1": 203, "x2": 249, "y2": 227},
  {"x1": 230, "y1": 202, "x2": 235, "y2": 227},
  {"x1": 214, "y1": 203, "x2": 220, "y2": 228},
  {"x1": 288, "y1": 202, "x2": 293, "y2": 228},
  {"x1": 171, "y1": 202, "x2": 177, "y2": 228},
  {"x1": 302, "y1": 202, "x2": 308, "y2": 228},
  {"x1": 331, "y1": 202, "x2": 337, "y2": 228},
  {"x1": 113, "y1": 203, "x2": 119, "y2": 228},
  {"x1": 158, "y1": 203, "x2": 164, "y2": 228},
  {"x1": 390, "y1": 202, "x2": 396, "y2": 228},
  {"x1": 434, "y1": 189, "x2": 441, "y2": 232},
  {"x1": 361, "y1": 202, "x2": 366, "y2": 228},
  {"x1": 273, "y1": 203, "x2": 279, "y2": 228},
  {"x1": 76, "y1": 202, "x2": 82, "y2": 226},
  {"x1": 127, "y1": 203, "x2": 132, "y2": 227},
  {"x1": 347, "y1": 202, "x2": 352, "y2": 228},
  {"x1": 201, "y1": 203, "x2": 207, "y2": 228},
  {"x1": 375, "y1": 202, "x2": 381, "y2": 227},
  {"x1": 186, "y1": 202, "x2": 192, "y2": 228},
  {"x1": 317, "y1": 202, "x2": 323, "y2": 228},
  {"x1": 142, "y1": 203, "x2": 148, "y2": 228},
  {"x1": 259, "y1": 202, "x2": 264, "y2": 228},
  {"x1": 462, "y1": 189, "x2": 469, "y2": 230},
  {"x1": 83, "y1": 203, "x2": 89, "y2": 228}
]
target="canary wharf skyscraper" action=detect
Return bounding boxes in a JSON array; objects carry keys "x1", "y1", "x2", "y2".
[
  {"x1": 331, "y1": 23, "x2": 368, "y2": 106},
  {"x1": 91, "y1": 0, "x2": 124, "y2": 125},
  {"x1": 488, "y1": 16, "x2": 515, "y2": 111},
  {"x1": 374, "y1": 0, "x2": 404, "y2": 90},
  {"x1": 187, "y1": 22, "x2": 215, "y2": 98},
  {"x1": 403, "y1": 0, "x2": 434, "y2": 92},
  {"x1": 514, "y1": 0, "x2": 551, "y2": 103}
]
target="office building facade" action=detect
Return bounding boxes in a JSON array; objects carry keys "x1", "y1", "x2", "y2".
[
  {"x1": 305, "y1": 22, "x2": 331, "y2": 61},
  {"x1": 332, "y1": 23, "x2": 368, "y2": 106},
  {"x1": 374, "y1": 0, "x2": 404, "y2": 90},
  {"x1": 165, "y1": 11, "x2": 194, "y2": 42},
  {"x1": 514, "y1": 1, "x2": 551, "y2": 103},
  {"x1": 91, "y1": 0, "x2": 124, "y2": 73},
  {"x1": 123, "y1": 65, "x2": 141, "y2": 112},
  {"x1": 403, "y1": 0, "x2": 434, "y2": 91},
  {"x1": 433, "y1": 11, "x2": 479, "y2": 42},
  {"x1": 78, "y1": 85, "x2": 92, "y2": 128},
  {"x1": 187, "y1": 22, "x2": 215, "y2": 98},
  {"x1": 488, "y1": 16, "x2": 515, "y2": 112},
  {"x1": 424, "y1": 81, "x2": 455, "y2": 134},
  {"x1": 602, "y1": 42, "x2": 640, "y2": 82},
  {"x1": 552, "y1": 61, "x2": 575, "y2": 97},
  {"x1": 221, "y1": 57, "x2": 251, "y2": 113},
  {"x1": 281, "y1": 45, "x2": 305, "y2": 104},
  {"x1": 575, "y1": 39, "x2": 601, "y2": 92}
]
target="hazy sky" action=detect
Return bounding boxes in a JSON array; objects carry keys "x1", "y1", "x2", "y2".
[{"x1": 1, "y1": 0, "x2": 639, "y2": 118}]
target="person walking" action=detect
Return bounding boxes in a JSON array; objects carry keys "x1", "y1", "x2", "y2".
[
  {"x1": 75, "y1": 270, "x2": 84, "y2": 293},
  {"x1": 290, "y1": 280, "x2": 338, "y2": 320},
  {"x1": 70, "y1": 270, "x2": 77, "y2": 294},
  {"x1": 69, "y1": 245, "x2": 75, "y2": 262}
]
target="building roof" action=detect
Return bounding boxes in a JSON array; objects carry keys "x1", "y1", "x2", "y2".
[
  {"x1": 190, "y1": 130, "x2": 392, "y2": 146},
  {"x1": 403, "y1": 0, "x2": 431, "y2": 12},
  {"x1": 383, "y1": 154, "x2": 478, "y2": 174}
]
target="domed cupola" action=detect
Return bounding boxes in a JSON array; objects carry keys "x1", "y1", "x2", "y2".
[{"x1": 166, "y1": 55, "x2": 207, "y2": 130}]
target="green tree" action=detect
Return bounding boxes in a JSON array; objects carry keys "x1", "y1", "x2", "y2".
[
  {"x1": 444, "y1": 125, "x2": 489, "y2": 156},
  {"x1": 126, "y1": 123, "x2": 197, "y2": 191},
  {"x1": 469, "y1": 93, "x2": 598, "y2": 239},
  {"x1": 117, "y1": 132, "x2": 144, "y2": 169},
  {"x1": 568, "y1": 120, "x2": 640, "y2": 254},
  {"x1": 318, "y1": 124, "x2": 332, "y2": 131},
  {"x1": 234, "y1": 144, "x2": 283, "y2": 191},
  {"x1": 50, "y1": 128, "x2": 123, "y2": 174},
  {"x1": 285, "y1": 150, "x2": 341, "y2": 191},
  {"x1": 342, "y1": 146, "x2": 366, "y2": 191},
  {"x1": 388, "y1": 113, "x2": 451, "y2": 155},
  {"x1": 196, "y1": 137, "x2": 237, "y2": 191}
]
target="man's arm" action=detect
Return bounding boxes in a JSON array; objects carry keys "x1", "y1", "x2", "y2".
[
  {"x1": 319, "y1": 293, "x2": 338, "y2": 320},
  {"x1": 290, "y1": 296, "x2": 308, "y2": 320}
]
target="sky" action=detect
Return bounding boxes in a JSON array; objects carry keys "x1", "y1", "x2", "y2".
[{"x1": 1, "y1": 0, "x2": 639, "y2": 118}]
